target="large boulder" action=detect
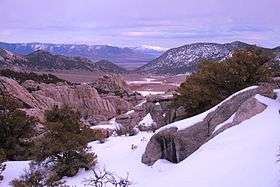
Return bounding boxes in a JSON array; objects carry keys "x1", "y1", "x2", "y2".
[
  {"x1": 142, "y1": 127, "x2": 178, "y2": 165},
  {"x1": 232, "y1": 97, "x2": 267, "y2": 125},
  {"x1": 212, "y1": 97, "x2": 267, "y2": 136},
  {"x1": 142, "y1": 85, "x2": 274, "y2": 165}
]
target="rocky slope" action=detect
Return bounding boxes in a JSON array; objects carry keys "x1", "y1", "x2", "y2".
[
  {"x1": 0, "y1": 48, "x2": 29, "y2": 69},
  {"x1": 0, "y1": 42, "x2": 164, "y2": 69},
  {"x1": 138, "y1": 41, "x2": 279, "y2": 74},
  {"x1": 0, "y1": 48, "x2": 127, "y2": 73},
  {"x1": 0, "y1": 75, "x2": 138, "y2": 123}
]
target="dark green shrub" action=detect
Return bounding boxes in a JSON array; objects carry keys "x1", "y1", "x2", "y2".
[
  {"x1": 0, "y1": 149, "x2": 6, "y2": 181},
  {"x1": 33, "y1": 106, "x2": 97, "y2": 182},
  {"x1": 174, "y1": 49, "x2": 272, "y2": 118},
  {"x1": 0, "y1": 95, "x2": 35, "y2": 160}
]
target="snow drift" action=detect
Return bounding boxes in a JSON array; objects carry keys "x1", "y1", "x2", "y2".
[{"x1": 2, "y1": 88, "x2": 280, "y2": 187}]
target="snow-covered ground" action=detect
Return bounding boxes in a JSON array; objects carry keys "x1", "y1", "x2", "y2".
[
  {"x1": 127, "y1": 78, "x2": 163, "y2": 85},
  {"x1": 137, "y1": 91, "x2": 165, "y2": 96},
  {"x1": 2, "y1": 89, "x2": 280, "y2": 187},
  {"x1": 138, "y1": 113, "x2": 154, "y2": 128}
]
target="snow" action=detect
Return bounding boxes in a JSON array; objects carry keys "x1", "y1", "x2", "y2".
[
  {"x1": 135, "y1": 100, "x2": 146, "y2": 107},
  {"x1": 127, "y1": 78, "x2": 163, "y2": 85},
  {"x1": 90, "y1": 118, "x2": 122, "y2": 131},
  {"x1": 65, "y1": 88, "x2": 280, "y2": 187},
  {"x1": 140, "y1": 42, "x2": 250, "y2": 74},
  {"x1": 138, "y1": 113, "x2": 154, "y2": 127},
  {"x1": 158, "y1": 86, "x2": 258, "y2": 131},
  {"x1": 137, "y1": 91, "x2": 165, "y2": 96},
  {"x1": 126, "y1": 110, "x2": 135, "y2": 115},
  {"x1": 1, "y1": 161, "x2": 30, "y2": 186},
  {"x1": 2, "y1": 87, "x2": 280, "y2": 187},
  {"x1": 141, "y1": 45, "x2": 168, "y2": 52}
]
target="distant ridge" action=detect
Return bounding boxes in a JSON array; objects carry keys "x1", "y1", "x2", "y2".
[
  {"x1": 0, "y1": 48, "x2": 128, "y2": 74},
  {"x1": 137, "y1": 41, "x2": 279, "y2": 75},
  {"x1": 0, "y1": 42, "x2": 164, "y2": 70}
]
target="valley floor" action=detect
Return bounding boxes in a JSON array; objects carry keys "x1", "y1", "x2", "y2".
[{"x1": 2, "y1": 90, "x2": 280, "y2": 187}]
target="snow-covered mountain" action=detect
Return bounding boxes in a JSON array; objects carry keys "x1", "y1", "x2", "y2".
[
  {"x1": 0, "y1": 42, "x2": 164, "y2": 70},
  {"x1": 138, "y1": 41, "x2": 278, "y2": 75}
]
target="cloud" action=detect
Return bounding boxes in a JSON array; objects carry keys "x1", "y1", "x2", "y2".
[
  {"x1": 0, "y1": 0, "x2": 279, "y2": 48},
  {"x1": 141, "y1": 45, "x2": 168, "y2": 51},
  {"x1": 122, "y1": 31, "x2": 164, "y2": 37}
]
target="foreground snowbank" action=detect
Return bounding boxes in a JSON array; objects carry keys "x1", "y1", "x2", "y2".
[
  {"x1": 2, "y1": 89, "x2": 280, "y2": 187},
  {"x1": 67, "y1": 89, "x2": 280, "y2": 187}
]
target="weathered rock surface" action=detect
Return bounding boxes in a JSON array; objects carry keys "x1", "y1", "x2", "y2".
[
  {"x1": 34, "y1": 83, "x2": 117, "y2": 119},
  {"x1": 232, "y1": 97, "x2": 267, "y2": 125},
  {"x1": 0, "y1": 76, "x2": 138, "y2": 122},
  {"x1": 212, "y1": 97, "x2": 267, "y2": 136},
  {"x1": 21, "y1": 80, "x2": 40, "y2": 92},
  {"x1": 142, "y1": 85, "x2": 275, "y2": 166},
  {"x1": 0, "y1": 76, "x2": 42, "y2": 108},
  {"x1": 104, "y1": 96, "x2": 133, "y2": 114}
]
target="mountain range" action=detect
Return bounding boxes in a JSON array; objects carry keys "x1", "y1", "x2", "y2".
[
  {"x1": 0, "y1": 48, "x2": 127, "y2": 74},
  {"x1": 0, "y1": 41, "x2": 279, "y2": 75},
  {"x1": 137, "y1": 41, "x2": 280, "y2": 74},
  {"x1": 0, "y1": 42, "x2": 164, "y2": 70}
]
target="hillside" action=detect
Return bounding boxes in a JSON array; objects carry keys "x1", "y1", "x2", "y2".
[
  {"x1": 25, "y1": 50, "x2": 94, "y2": 71},
  {"x1": 138, "y1": 41, "x2": 278, "y2": 75},
  {"x1": 93, "y1": 60, "x2": 128, "y2": 74},
  {"x1": 0, "y1": 48, "x2": 128, "y2": 74},
  {"x1": 0, "y1": 42, "x2": 164, "y2": 69},
  {"x1": 0, "y1": 48, "x2": 29, "y2": 69}
]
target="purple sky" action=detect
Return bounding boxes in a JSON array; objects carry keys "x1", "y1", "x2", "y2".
[{"x1": 0, "y1": 0, "x2": 279, "y2": 48}]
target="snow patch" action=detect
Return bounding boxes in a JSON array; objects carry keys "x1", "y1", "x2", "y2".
[
  {"x1": 137, "y1": 91, "x2": 165, "y2": 96},
  {"x1": 138, "y1": 113, "x2": 154, "y2": 127}
]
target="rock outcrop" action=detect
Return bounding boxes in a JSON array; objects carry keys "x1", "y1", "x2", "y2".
[
  {"x1": 0, "y1": 76, "x2": 43, "y2": 109},
  {"x1": 142, "y1": 85, "x2": 275, "y2": 165},
  {"x1": 21, "y1": 80, "x2": 41, "y2": 92},
  {"x1": 0, "y1": 76, "x2": 138, "y2": 122},
  {"x1": 104, "y1": 96, "x2": 133, "y2": 115},
  {"x1": 91, "y1": 75, "x2": 132, "y2": 96},
  {"x1": 33, "y1": 83, "x2": 117, "y2": 119}
]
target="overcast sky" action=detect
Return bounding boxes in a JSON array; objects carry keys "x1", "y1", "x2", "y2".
[{"x1": 0, "y1": 0, "x2": 279, "y2": 48}]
